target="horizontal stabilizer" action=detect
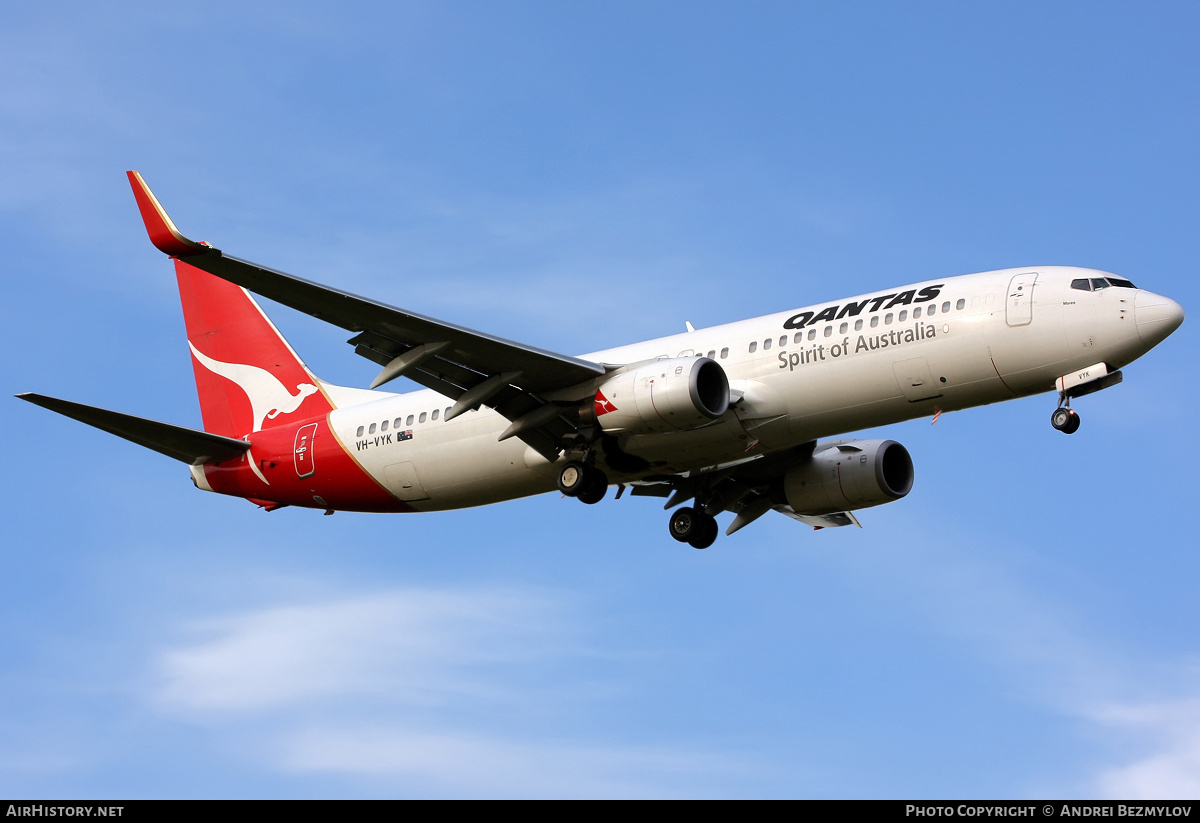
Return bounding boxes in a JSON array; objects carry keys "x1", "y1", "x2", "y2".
[{"x1": 16, "y1": 393, "x2": 250, "y2": 466}]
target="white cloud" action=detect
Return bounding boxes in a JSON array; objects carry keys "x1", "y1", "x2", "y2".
[
  {"x1": 1090, "y1": 698, "x2": 1200, "y2": 800},
  {"x1": 153, "y1": 585, "x2": 743, "y2": 797},
  {"x1": 815, "y1": 516, "x2": 1200, "y2": 798},
  {"x1": 157, "y1": 588, "x2": 570, "y2": 713},
  {"x1": 280, "y1": 726, "x2": 730, "y2": 798}
]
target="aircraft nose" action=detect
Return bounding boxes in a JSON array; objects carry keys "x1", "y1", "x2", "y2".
[{"x1": 1135, "y1": 290, "x2": 1185, "y2": 347}]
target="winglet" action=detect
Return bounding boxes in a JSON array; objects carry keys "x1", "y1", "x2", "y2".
[{"x1": 126, "y1": 170, "x2": 212, "y2": 257}]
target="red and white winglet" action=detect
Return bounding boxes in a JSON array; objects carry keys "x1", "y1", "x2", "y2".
[{"x1": 126, "y1": 170, "x2": 212, "y2": 257}]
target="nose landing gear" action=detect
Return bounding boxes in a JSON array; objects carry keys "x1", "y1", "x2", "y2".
[
  {"x1": 1051, "y1": 363, "x2": 1125, "y2": 434},
  {"x1": 1051, "y1": 404, "x2": 1081, "y2": 434}
]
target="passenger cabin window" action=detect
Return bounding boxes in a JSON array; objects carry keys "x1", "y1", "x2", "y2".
[
  {"x1": 808, "y1": 329, "x2": 816, "y2": 341},
  {"x1": 369, "y1": 423, "x2": 377, "y2": 434},
  {"x1": 871, "y1": 316, "x2": 879, "y2": 328},
  {"x1": 445, "y1": 407, "x2": 452, "y2": 418},
  {"x1": 854, "y1": 319, "x2": 863, "y2": 331},
  {"x1": 380, "y1": 420, "x2": 388, "y2": 432},
  {"x1": 406, "y1": 415, "x2": 414, "y2": 426},
  {"x1": 419, "y1": 412, "x2": 427, "y2": 423},
  {"x1": 913, "y1": 307, "x2": 922, "y2": 319},
  {"x1": 794, "y1": 332, "x2": 803, "y2": 344},
  {"x1": 707, "y1": 350, "x2": 715, "y2": 359},
  {"x1": 927, "y1": 304, "x2": 936, "y2": 316},
  {"x1": 431, "y1": 409, "x2": 439, "y2": 421},
  {"x1": 839, "y1": 322, "x2": 848, "y2": 334},
  {"x1": 763, "y1": 338, "x2": 772, "y2": 350},
  {"x1": 885, "y1": 313, "x2": 893, "y2": 324},
  {"x1": 956, "y1": 299, "x2": 966, "y2": 310},
  {"x1": 779, "y1": 335, "x2": 787, "y2": 347},
  {"x1": 394, "y1": 418, "x2": 402, "y2": 428},
  {"x1": 942, "y1": 301, "x2": 951, "y2": 313},
  {"x1": 749, "y1": 341, "x2": 757, "y2": 353},
  {"x1": 824, "y1": 326, "x2": 833, "y2": 337},
  {"x1": 356, "y1": 426, "x2": 364, "y2": 437},
  {"x1": 899, "y1": 310, "x2": 907, "y2": 322},
  {"x1": 720, "y1": 347, "x2": 729, "y2": 359}
]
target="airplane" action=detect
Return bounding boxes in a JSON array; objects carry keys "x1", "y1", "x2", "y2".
[{"x1": 16, "y1": 172, "x2": 1186, "y2": 549}]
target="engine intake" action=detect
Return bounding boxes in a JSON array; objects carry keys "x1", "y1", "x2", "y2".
[
  {"x1": 784, "y1": 439, "x2": 914, "y2": 515},
  {"x1": 587, "y1": 357, "x2": 730, "y2": 435}
]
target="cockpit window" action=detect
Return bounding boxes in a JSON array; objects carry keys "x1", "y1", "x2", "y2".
[{"x1": 1076, "y1": 276, "x2": 1137, "y2": 291}]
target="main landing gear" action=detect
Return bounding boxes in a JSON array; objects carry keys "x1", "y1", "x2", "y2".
[
  {"x1": 668, "y1": 506, "x2": 719, "y2": 550},
  {"x1": 559, "y1": 456, "x2": 723, "y2": 549},
  {"x1": 1051, "y1": 403, "x2": 1081, "y2": 434},
  {"x1": 557, "y1": 460, "x2": 609, "y2": 505}
]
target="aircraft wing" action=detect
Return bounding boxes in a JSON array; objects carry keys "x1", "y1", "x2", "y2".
[
  {"x1": 771, "y1": 507, "x2": 862, "y2": 530},
  {"x1": 127, "y1": 171, "x2": 609, "y2": 461},
  {"x1": 642, "y1": 440, "x2": 865, "y2": 535},
  {"x1": 16, "y1": 393, "x2": 250, "y2": 466}
]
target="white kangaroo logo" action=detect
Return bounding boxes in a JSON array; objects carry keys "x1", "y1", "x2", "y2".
[{"x1": 188, "y1": 341, "x2": 319, "y2": 433}]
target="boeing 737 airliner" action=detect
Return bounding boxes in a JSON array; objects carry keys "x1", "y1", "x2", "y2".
[{"x1": 17, "y1": 172, "x2": 1186, "y2": 548}]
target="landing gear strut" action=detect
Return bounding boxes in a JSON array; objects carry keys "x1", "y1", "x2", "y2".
[
  {"x1": 558, "y1": 461, "x2": 609, "y2": 504},
  {"x1": 668, "y1": 506, "x2": 719, "y2": 549},
  {"x1": 1051, "y1": 403, "x2": 1081, "y2": 434}
]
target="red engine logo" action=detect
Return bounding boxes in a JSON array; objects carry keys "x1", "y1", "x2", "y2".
[{"x1": 594, "y1": 390, "x2": 618, "y2": 416}]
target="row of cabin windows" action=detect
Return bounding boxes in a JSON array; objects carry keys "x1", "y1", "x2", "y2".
[
  {"x1": 354, "y1": 294, "x2": 978, "y2": 436},
  {"x1": 357, "y1": 406, "x2": 455, "y2": 438},
  {"x1": 749, "y1": 299, "x2": 967, "y2": 353},
  {"x1": 665, "y1": 347, "x2": 729, "y2": 361}
]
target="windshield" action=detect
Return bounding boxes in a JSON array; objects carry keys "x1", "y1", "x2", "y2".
[{"x1": 1073, "y1": 276, "x2": 1138, "y2": 291}]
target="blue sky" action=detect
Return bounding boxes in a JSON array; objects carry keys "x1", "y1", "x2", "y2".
[{"x1": 3, "y1": 1, "x2": 1198, "y2": 798}]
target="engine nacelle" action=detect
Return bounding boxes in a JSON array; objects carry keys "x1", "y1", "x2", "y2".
[
  {"x1": 586, "y1": 357, "x2": 730, "y2": 435},
  {"x1": 784, "y1": 439, "x2": 914, "y2": 515}
]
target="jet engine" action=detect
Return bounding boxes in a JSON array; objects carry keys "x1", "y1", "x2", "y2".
[
  {"x1": 784, "y1": 439, "x2": 914, "y2": 515},
  {"x1": 584, "y1": 357, "x2": 730, "y2": 435}
]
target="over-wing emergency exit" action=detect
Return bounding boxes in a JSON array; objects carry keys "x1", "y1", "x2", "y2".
[{"x1": 16, "y1": 172, "x2": 1186, "y2": 548}]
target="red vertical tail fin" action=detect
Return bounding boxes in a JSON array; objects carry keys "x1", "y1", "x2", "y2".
[{"x1": 176, "y1": 260, "x2": 336, "y2": 438}]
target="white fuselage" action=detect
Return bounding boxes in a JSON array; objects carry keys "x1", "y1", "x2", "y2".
[{"x1": 325, "y1": 266, "x2": 1169, "y2": 511}]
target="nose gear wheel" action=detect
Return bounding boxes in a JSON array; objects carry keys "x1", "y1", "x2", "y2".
[{"x1": 1051, "y1": 405, "x2": 1080, "y2": 434}]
